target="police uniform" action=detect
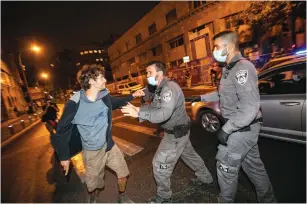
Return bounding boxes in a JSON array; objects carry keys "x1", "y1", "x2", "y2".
[
  {"x1": 139, "y1": 78, "x2": 213, "y2": 200},
  {"x1": 201, "y1": 53, "x2": 276, "y2": 203}
]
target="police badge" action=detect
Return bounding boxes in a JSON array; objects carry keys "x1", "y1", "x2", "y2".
[
  {"x1": 235, "y1": 70, "x2": 248, "y2": 85},
  {"x1": 162, "y1": 90, "x2": 172, "y2": 103}
]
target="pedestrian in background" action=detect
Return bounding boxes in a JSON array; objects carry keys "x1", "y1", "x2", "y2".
[{"x1": 42, "y1": 98, "x2": 59, "y2": 134}]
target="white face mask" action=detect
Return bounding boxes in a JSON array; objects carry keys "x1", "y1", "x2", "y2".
[{"x1": 213, "y1": 46, "x2": 228, "y2": 62}]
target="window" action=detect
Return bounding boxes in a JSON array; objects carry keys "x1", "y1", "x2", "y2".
[
  {"x1": 189, "y1": 1, "x2": 206, "y2": 9},
  {"x1": 169, "y1": 36, "x2": 184, "y2": 49},
  {"x1": 151, "y1": 44, "x2": 162, "y2": 56},
  {"x1": 89, "y1": 50, "x2": 93, "y2": 54},
  {"x1": 191, "y1": 24, "x2": 206, "y2": 33},
  {"x1": 80, "y1": 52, "x2": 84, "y2": 55},
  {"x1": 126, "y1": 41, "x2": 130, "y2": 50},
  {"x1": 148, "y1": 23, "x2": 157, "y2": 35},
  {"x1": 259, "y1": 62, "x2": 306, "y2": 95},
  {"x1": 170, "y1": 59, "x2": 184, "y2": 68},
  {"x1": 100, "y1": 58, "x2": 103, "y2": 61},
  {"x1": 139, "y1": 52, "x2": 147, "y2": 62},
  {"x1": 222, "y1": 13, "x2": 241, "y2": 29},
  {"x1": 128, "y1": 57, "x2": 135, "y2": 65},
  {"x1": 94, "y1": 50, "x2": 98, "y2": 53},
  {"x1": 84, "y1": 51, "x2": 89, "y2": 54},
  {"x1": 165, "y1": 9, "x2": 177, "y2": 24},
  {"x1": 98, "y1": 50, "x2": 102, "y2": 53},
  {"x1": 135, "y1": 33, "x2": 142, "y2": 44},
  {"x1": 128, "y1": 82, "x2": 138, "y2": 87}
]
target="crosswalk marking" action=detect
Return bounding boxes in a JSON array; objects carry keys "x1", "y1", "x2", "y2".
[
  {"x1": 70, "y1": 135, "x2": 144, "y2": 182},
  {"x1": 113, "y1": 136, "x2": 144, "y2": 156},
  {"x1": 112, "y1": 115, "x2": 125, "y2": 121},
  {"x1": 113, "y1": 122, "x2": 156, "y2": 136}
]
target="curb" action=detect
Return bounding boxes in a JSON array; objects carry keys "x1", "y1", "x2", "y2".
[{"x1": 1, "y1": 119, "x2": 42, "y2": 149}]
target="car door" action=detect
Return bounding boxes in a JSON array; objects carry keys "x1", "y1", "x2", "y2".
[{"x1": 258, "y1": 61, "x2": 306, "y2": 143}]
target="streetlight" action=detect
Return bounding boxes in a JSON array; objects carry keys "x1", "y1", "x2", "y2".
[
  {"x1": 40, "y1": 72, "x2": 49, "y2": 91},
  {"x1": 18, "y1": 45, "x2": 41, "y2": 91}
]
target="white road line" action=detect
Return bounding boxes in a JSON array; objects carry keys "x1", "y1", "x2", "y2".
[
  {"x1": 113, "y1": 122, "x2": 156, "y2": 136},
  {"x1": 113, "y1": 136, "x2": 144, "y2": 156}
]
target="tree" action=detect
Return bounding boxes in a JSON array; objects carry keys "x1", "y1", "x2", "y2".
[{"x1": 238, "y1": 1, "x2": 296, "y2": 43}]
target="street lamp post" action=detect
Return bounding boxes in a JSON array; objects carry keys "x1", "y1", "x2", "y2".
[{"x1": 18, "y1": 45, "x2": 41, "y2": 92}]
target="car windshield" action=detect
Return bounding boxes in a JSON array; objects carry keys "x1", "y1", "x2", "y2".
[{"x1": 128, "y1": 82, "x2": 138, "y2": 87}]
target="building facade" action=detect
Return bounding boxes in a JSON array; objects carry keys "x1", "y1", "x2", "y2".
[
  {"x1": 1, "y1": 57, "x2": 27, "y2": 121},
  {"x1": 75, "y1": 42, "x2": 113, "y2": 82},
  {"x1": 108, "y1": 1, "x2": 252, "y2": 85}
]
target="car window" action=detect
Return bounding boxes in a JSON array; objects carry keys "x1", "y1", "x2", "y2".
[
  {"x1": 259, "y1": 62, "x2": 306, "y2": 95},
  {"x1": 119, "y1": 85, "x2": 125, "y2": 89}
]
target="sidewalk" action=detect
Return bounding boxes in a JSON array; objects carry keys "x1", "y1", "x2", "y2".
[
  {"x1": 1, "y1": 110, "x2": 44, "y2": 146},
  {"x1": 182, "y1": 83, "x2": 217, "y2": 91}
]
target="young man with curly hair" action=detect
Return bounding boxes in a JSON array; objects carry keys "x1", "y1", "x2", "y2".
[{"x1": 53, "y1": 64, "x2": 144, "y2": 203}]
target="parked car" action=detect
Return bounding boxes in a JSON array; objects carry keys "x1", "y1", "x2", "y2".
[
  {"x1": 117, "y1": 81, "x2": 143, "y2": 95},
  {"x1": 257, "y1": 50, "x2": 306, "y2": 74},
  {"x1": 191, "y1": 57, "x2": 306, "y2": 144}
]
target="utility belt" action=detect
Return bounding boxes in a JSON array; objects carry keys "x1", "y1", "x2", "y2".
[
  {"x1": 224, "y1": 117, "x2": 263, "y2": 132},
  {"x1": 164, "y1": 122, "x2": 191, "y2": 138}
]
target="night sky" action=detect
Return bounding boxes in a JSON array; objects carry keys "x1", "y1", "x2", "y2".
[
  {"x1": 2, "y1": 1, "x2": 159, "y2": 51},
  {"x1": 1, "y1": 1, "x2": 159, "y2": 88}
]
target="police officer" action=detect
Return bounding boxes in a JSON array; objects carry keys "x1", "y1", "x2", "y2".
[
  {"x1": 121, "y1": 61, "x2": 213, "y2": 203},
  {"x1": 194, "y1": 31, "x2": 276, "y2": 203}
]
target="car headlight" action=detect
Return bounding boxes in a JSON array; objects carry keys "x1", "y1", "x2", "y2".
[{"x1": 191, "y1": 102, "x2": 196, "y2": 107}]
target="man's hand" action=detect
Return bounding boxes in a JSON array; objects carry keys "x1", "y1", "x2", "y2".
[
  {"x1": 217, "y1": 128, "x2": 230, "y2": 146},
  {"x1": 60, "y1": 160, "x2": 70, "y2": 176},
  {"x1": 121, "y1": 102, "x2": 140, "y2": 118},
  {"x1": 132, "y1": 88, "x2": 146, "y2": 98}
]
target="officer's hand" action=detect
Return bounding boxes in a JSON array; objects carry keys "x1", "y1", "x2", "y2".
[
  {"x1": 121, "y1": 103, "x2": 140, "y2": 118},
  {"x1": 191, "y1": 96, "x2": 201, "y2": 103},
  {"x1": 217, "y1": 128, "x2": 229, "y2": 146},
  {"x1": 132, "y1": 88, "x2": 146, "y2": 98}
]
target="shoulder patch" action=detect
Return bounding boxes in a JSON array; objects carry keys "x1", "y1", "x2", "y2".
[
  {"x1": 235, "y1": 70, "x2": 248, "y2": 85},
  {"x1": 162, "y1": 90, "x2": 172, "y2": 103}
]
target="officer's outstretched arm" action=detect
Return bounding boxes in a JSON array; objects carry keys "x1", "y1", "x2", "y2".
[
  {"x1": 200, "y1": 91, "x2": 219, "y2": 102},
  {"x1": 222, "y1": 62, "x2": 260, "y2": 134},
  {"x1": 138, "y1": 85, "x2": 176, "y2": 123}
]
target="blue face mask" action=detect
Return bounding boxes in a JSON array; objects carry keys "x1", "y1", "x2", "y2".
[
  {"x1": 147, "y1": 75, "x2": 158, "y2": 86},
  {"x1": 213, "y1": 46, "x2": 228, "y2": 62}
]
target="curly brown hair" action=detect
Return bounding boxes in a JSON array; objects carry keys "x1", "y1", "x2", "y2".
[{"x1": 77, "y1": 64, "x2": 105, "y2": 90}]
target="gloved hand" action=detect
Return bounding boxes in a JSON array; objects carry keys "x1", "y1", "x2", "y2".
[
  {"x1": 217, "y1": 128, "x2": 229, "y2": 145},
  {"x1": 191, "y1": 96, "x2": 201, "y2": 103}
]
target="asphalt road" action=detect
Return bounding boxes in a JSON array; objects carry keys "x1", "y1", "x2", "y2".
[{"x1": 1, "y1": 95, "x2": 305, "y2": 203}]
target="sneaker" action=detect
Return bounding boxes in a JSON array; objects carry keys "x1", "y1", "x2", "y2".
[
  {"x1": 88, "y1": 190, "x2": 99, "y2": 203},
  {"x1": 190, "y1": 177, "x2": 214, "y2": 187},
  {"x1": 118, "y1": 194, "x2": 134, "y2": 203},
  {"x1": 147, "y1": 195, "x2": 171, "y2": 203}
]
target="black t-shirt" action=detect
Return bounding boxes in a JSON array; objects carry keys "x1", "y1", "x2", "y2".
[{"x1": 42, "y1": 103, "x2": 58, "y2": 121}]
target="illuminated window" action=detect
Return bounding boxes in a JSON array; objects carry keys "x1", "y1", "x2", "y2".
[
  {"x1": 89, "y1": 50, "x2": 93, "y2": 53},
  {"x1": 96, "y1": 59, "x2": 99, "y2": 61},
  {"x1": 80, "y1": 52, "x2": 84, "y2": 55},
  {"x1": 84, "y1": 51, "x2": 89, "y2": 54},
  {"x1": 100, "y1": 58, "x2": 103, "y2": 61},
  {"x1": 98, "y1": 50, "x2": 101, "y2": 53},
  {"x1": 94, "y1": 50, "x2": 97, "y2": 53}
]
